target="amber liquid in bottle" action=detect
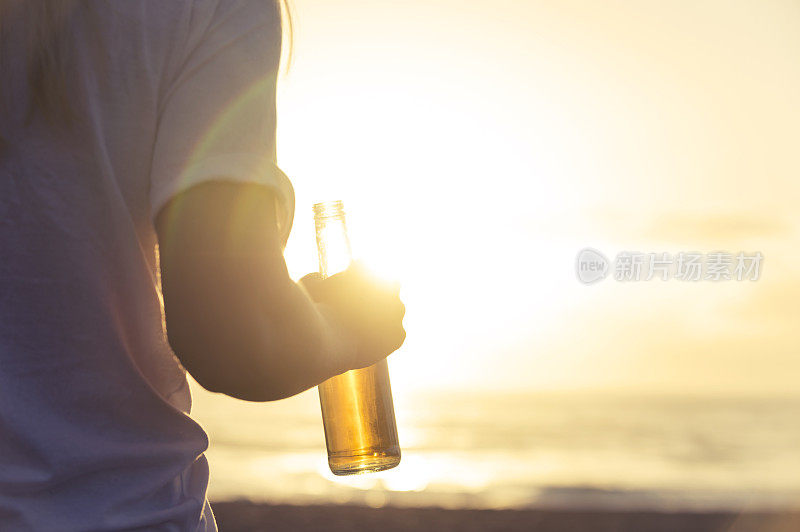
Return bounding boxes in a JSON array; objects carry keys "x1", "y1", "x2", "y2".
[{"x1": 314, "y1": 201, "x2": 401, "y2": 475}]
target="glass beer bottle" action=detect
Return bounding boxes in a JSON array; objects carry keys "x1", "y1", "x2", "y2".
[{"x1": 313, "y1": 200, "x2": 401, "y2": 475}]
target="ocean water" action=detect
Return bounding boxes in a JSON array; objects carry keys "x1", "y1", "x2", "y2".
[{"x1": 190, "y1": 386, "x2": 800, "y2": 511}]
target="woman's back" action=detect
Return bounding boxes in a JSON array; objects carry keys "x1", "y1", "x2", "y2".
[{"x1": 0, "y1": 1, "x2": 288, "y2": 529}]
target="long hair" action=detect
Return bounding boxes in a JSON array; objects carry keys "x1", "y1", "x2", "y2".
[
  {"x1": 0, "y1": 1, "x2": 82, "y2": 126},
  {"x1": 0, "y1": 0, "x2": 293, "y2": 132}
]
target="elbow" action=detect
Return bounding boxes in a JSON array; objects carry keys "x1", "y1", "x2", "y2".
[
  {"x1": 174, "y1": 343, "x2": 297, "y2": 402},
  {"x1": 169, "y1": 335, "x2": 309, "y2": 402},
  {"x1": 195, "y1": 376, "x2": 295, "y2": 402},
  {"x1": 203, "y1": 371, "x2": 302, "y2": 402},
  {"x1": 163, "y1": 294, "x2": 323, "y2": 402}
]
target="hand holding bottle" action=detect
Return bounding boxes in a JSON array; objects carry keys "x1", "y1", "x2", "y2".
[
  {"x1": 301, "y1": 262, "x2": 406, "y2": 371},
  {"x1": 310, "y1": 200, "x2": 401, "y2": 475}
]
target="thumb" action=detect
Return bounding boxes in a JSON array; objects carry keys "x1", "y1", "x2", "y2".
[{"x1": 299, "y1": 272, "x2": 324, "y2": 299}]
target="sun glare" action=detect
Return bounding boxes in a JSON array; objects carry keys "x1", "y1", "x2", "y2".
[{"x1": 278, "y1": 69, "x2": 577, "y2": 395}]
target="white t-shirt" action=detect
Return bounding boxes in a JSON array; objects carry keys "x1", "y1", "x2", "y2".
[{"x1": 0, "y1": 1, "x2": 293, "y2": 530}]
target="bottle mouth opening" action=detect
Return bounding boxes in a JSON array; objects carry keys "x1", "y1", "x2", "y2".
[{"x1": 313, "y1": 200, "x2": 346, "y2": 220}]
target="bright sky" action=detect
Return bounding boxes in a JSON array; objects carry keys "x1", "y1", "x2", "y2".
[{"x1": 271, "y1": 0, "x2": 800, "y2": 396}]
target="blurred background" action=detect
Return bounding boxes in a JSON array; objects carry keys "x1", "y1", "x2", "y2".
[{"x1": 193, "y1": 0, "x2": 800, "y2": 520}]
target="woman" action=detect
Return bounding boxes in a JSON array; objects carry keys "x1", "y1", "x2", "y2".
[{"x1": 0, "y1": 1, "x2": 406, "y2": 530}]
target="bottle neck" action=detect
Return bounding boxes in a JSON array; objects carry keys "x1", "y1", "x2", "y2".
[{"x1": 314, "y1": 201, "x2": 352, "y2": 279}]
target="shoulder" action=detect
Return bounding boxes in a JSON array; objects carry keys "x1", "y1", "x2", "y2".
[
  {"x1": 179, "y1": 0, "x2": 283, "y2": 61},
  {"x1": 193, "y1": 0, "x2": 282, "y2": 32}
]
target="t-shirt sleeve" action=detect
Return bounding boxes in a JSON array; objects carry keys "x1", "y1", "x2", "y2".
[{"x1": 149, "y1": 0, "x2": 293, "y2": 241}]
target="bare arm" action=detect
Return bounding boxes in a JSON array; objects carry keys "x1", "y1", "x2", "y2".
[
  {"x1": 156, "y1": 182, "x2": 351, "y2": 401},
  {"x1": 155, "y1": 181, "x2": 405, "y2": 402}
]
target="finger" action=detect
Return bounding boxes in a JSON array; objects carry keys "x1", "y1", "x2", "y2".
[
  {"x1": 390, "y1": 328, "x2": 407, "y2": 352},
  {"x1": 385, "y1": 280, "x2": 401, "y2": 296},
  {"x1": 299, "y1": 272, "x2": 324, "y2": 297},
  {"x1": 369, "y1": 276, "x2": 401, "y2": 297},
  {"x1": 348, "y1": 260, "x2": 369, "y2": 278},
  {"x1": 300, "y1": 272, "x2": 322, "y2": 284}
]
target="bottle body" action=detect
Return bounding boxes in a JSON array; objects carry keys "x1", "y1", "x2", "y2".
[
  {"x1": 313, "y1": 201, "x2": 400, "y2": 475},
  {"x1": 318, "y1": 360, "x2": 400, "y2": 475}
]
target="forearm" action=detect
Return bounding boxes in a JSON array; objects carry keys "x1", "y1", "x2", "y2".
[
  {"x1": 249, "y1": 258, "x2": 355, "y2": 400},
  {"x1": 157, "y1": 182, "x2": 356, "y2": 401},
  {"x1": 163, "y1": 248, "x2": 354, "y2": 402}
]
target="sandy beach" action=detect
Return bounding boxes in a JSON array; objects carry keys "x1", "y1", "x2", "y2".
[{"x1": 211, "y1": 501, "x2": 800, "y2": 532}]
